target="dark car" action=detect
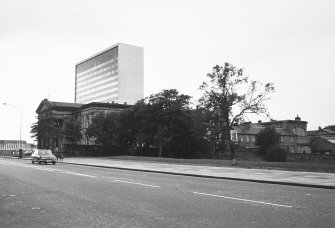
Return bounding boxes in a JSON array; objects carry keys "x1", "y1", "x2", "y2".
[
  {"x1": 12, "y1": 150, "x2": 20, "y2": 157},
  {"x1": 31, "y1": 149, "x2": 56, "y2": 165}
]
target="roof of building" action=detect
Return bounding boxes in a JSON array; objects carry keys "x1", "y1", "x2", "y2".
[
  {"x1": 49, "y1": 101, "x2": 83, "y2": 108},
  {"x1": 79, "y1": 102, "x2": 132, "y2": 110},
  {"x1": 75, "y1": 43, "x2": 143, "y2": 66},
  {"x1": 261, "y1": 119, "x2": 308, "y2": 125},
  {"x1": 256, "y1": 116, "x2": 308, "y2": 127},
  {"x1": 0, "y1": 140, "x2": 28, "y2": 144},
  {"x1": 233, "y1": 125, "x2": 295, "y2": 136},
  {"x1": 307, "y1": 128, "x2": 335, "y2": 136},
  {"x1": 36, "y1": 99, "x2": 132, "y2": 114},
  {"x1": 319, "y1": 136, "x2": 335, "y2": 144},
  {"x1": 36, "y1": 99, "x2": 83, "y2": 113},
  {"x1": 233, "y1": 125, "x2": 263, "y2": 135},
  {"x1": 321, "y1": 129, "x2": 335, "y2": 134},
  {"x1": 307, "y1": 130, "x2": 318, "y2": 136}
]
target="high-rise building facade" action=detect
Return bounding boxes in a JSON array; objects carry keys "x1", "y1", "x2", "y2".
[{"x1": 75, "y1": 43, "x2": 144, "y2": 104}]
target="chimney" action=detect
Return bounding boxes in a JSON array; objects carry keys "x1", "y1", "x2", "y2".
[{"x1": 295, "y1": 115, "x2": 301, "y2": 122}]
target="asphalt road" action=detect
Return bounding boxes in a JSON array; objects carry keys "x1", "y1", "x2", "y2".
[{"x1": 1, "y1": 158, "x2": 334, "y2": 228}]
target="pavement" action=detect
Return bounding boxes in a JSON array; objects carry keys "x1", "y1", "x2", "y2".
[{"x1": 59, "y1": 157, "x2": 335, "y2": 189}]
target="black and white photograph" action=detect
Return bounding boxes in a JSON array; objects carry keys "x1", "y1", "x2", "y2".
[{"x1": 1, "y1": 0, "x2": 334, "y2": 227}]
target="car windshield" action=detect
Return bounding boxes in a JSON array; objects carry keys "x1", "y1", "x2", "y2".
[{"x1": 38, "y1": 150, "x2": 52, "y2": 155}]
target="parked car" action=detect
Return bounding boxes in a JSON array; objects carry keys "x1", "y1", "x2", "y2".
[
  {"x1": 12, "y1": 150, "x2": 20, "y2": 157},
  {"x1": 31, "y1": 149, "x2": 56, "y2": 165}
]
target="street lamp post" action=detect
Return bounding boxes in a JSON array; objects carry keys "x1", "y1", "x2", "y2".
[{"x1": 3, "y1": 103, "x2": 22, "y2": 154}]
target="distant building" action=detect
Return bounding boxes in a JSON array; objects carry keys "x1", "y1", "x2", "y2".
[
  {"x1": 75, "y1": 43, "x2": 144, "y2": 105},
  {"x1": 234, "y1": 116, "x2": 311, "y2": 153},
  {"x1": 0, "y1": 140, "x2": 36, "y2": 155},
  {"x1": 308, "y1": 127, "x2": 335, "y2": 137},
  {"x1": 35, "y1": 99, "x2": 131, "y2": 150},
  {"x1": 308, "y1": 127, "x2": 335, "y2": 154}
]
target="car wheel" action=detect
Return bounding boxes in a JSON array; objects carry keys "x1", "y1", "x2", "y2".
[
  {"x1": 38, "y1": 161, "x2": 41, "y2": 164},
  {"x1": 52, "y1": 161, "x2": 56, "y2": 165},
  {"x1": 32, "y1": 161, "x2": 34, "y2": 164}
]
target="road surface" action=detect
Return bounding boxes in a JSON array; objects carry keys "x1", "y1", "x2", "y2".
[{"x1": 1, "y1": 158, "x2": 334, "y2": 227}]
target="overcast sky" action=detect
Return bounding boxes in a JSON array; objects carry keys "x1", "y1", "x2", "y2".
[{"x1": 1, "y1": 0, "x2": 334, "y2": 144}]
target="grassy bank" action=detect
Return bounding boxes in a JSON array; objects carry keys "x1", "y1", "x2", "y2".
[{"x1": 106, "y1": 156, "x2": 335, "y2": 173}]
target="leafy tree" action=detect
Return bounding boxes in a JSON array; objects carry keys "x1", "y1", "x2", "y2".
[
  {"x1": 85, "y1": 113, "x2": 103, "y2": 146},
  {"x1": 64, "y1": 118, "x2": 82, "y2": 145},
  {"x1": 199, "y1": 63, "x2": 275, "y2": 158},
  {"x1": 30, "y1": 113, "x2": 64, "y2": 149},
  {"x1": 146, "y1": 89, "x2": 192, "y2": 157},
  {"x1": 117, "y1": 107, "x2": 140, "y2": 152},
  {"x1": 85, "y1": 90, "x2": 202, "y2": 158},
  {"x1": 255, "y1": 126, "x2": 281, "y2": 156},
  {"x1": 85, "y1": 112, "x2": 121, "y2": 149},
  {"x1": 166, "y1": 108, "x2": 210, "y2": 158},
  {"x1": 119, "y1": 89, "x2": 207, "y2": 158},
  {"x1": 31, "y1": 113, "x2": 82, "y2": 150},
  {"x1": 130, "y1": 100, "x2": 160, "y2": 150}
]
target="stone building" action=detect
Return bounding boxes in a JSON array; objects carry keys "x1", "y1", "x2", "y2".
[
  {"x1": 234, "y1": 116, "x2": 311, "y2": 153},
  {"x1": 308, "y1": 127, "x2": 335, "y2": 154},
  {"x1": 35, "y1": 99, "x2": 130, "y2": 151},
  {"x1": 309, "y1": 137, "x2": 335, "y2": 154},
  {"x1": 75, "y1": 102, "x2": 131, "y2": 145}
]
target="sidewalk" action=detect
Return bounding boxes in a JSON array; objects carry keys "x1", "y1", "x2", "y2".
[{"x1": 61, "y1": 157, "x2": 335, "y2": 189}]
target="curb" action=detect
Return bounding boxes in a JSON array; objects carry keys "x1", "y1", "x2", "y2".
[{"x1": 62, "y1": 162, "x2": 335, "y2": 190}]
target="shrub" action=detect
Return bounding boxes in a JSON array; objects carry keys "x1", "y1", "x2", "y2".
[
  {"x1": 255, "y1": 126, "x2": 281, "y2": 156},
  {"x1": 265, "y1": 145, "x2": 288, "y2": 162}
]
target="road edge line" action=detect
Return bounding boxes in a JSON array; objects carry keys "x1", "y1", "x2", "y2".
[{"x1": 61, "y1": 162, "x2": 335, "y2": 190}]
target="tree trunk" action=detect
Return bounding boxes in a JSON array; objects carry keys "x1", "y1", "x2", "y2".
[
  {"x1": 158, "y1": 137, "x2": 163, "y2": 157},
  {"x1": 222, "y1": 127, "x2": 232, "y2": 156}
]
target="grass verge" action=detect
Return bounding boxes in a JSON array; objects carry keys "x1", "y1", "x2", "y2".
[{"x1": 105, "y1": 156, "x2": 335, "y2": 173}]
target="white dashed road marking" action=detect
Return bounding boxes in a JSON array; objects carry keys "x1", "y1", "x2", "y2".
[
  {"x1": 0, "y1": 160, "x2": 159, "y2": 189},
  {"x1": 61, "y1": 171, "x2": 97, "y2": 178},
  {"x1": 193, "y1": 191, "x2": 293, "y2": 208},
  {"x1": 113, "y1": 179, "x2": 160, "y2": 188},
  {"x1": 1, "y1": 159, "x2": 294, "y2": 207}
]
